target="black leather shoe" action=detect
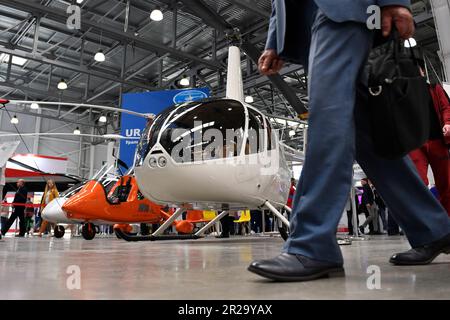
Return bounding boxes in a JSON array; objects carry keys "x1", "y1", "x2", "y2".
[
  {"x1": 390, "y1": 233, "x2": 450, "y2": 265},
  {"x1": 248, "y1": 253, "x2": 344, "y2": 282}
]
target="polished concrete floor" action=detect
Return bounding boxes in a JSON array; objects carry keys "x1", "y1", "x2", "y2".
[{"x1": 0, "y1": 234, "x2": 449, "y2": 300}]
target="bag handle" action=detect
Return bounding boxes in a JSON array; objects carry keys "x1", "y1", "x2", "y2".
[{"x1": 391, "y1": 27, "x2": 421, "y2": 77}]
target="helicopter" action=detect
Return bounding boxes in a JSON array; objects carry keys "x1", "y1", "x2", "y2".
[
  {"x1": 124, "y1": 45, "x2": 295, "y2": 241},
  {"x1": 48, "y1": 171, "x2": 208, "y2": 240}
]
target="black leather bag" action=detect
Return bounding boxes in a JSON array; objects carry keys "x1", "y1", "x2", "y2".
[{"x1": 367, "y1": 35, "x2": 430, "y2": 159}]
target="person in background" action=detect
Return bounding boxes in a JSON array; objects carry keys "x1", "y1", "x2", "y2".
[
  {"x1": 409, "y1": 66, "x2": 450, "y2": 216},
  {"x1": 33, "y1": 205, "x2": 42, "y2": 232},
  {"x1": 286, "y1": 178, "x2": 296, "y2": 220},
  {"x1": 217, "y1": 213, "x2": 235, "y2": 238},
  {"x1": 359, "y1": 178, "x2": 379, "y2": 235},
  {"x1": 346, "y1": 190, "x2": 360, "y2": 236},
  {"x1": 37, "y1": 180, "x2": 59, "y2": 237},
  {"x1": 1, "y1": 179, "x2": 28, "y2": 237},
  {"x1": 250, "y1": 209, "x2": 262, "y2": 234},
  {"x1": 24, "y1": 199, "x2": 35, "y2": 235},
  {"x1": 1, "y1": 198, "x2": 9, "y2": 233},
  {"x1": 373, "y1": 186, "x2": 387, "y2": 232}
]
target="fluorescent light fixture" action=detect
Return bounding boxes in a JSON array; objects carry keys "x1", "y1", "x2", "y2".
[
  {"x1": 73, "y1": 127, "x2": 81, "y2": 135},
  {"x1": 180, "y1": 76, "x2": 190, "y2": 86},
  {"x1": 0, "y1": 53, "x2": 28, "y2": 66},
  {"x1": 94, "y1": 50, "x2": 106, "y2": 62},
  {"x1": 245, "y1": 96, "x2": 254, "y2": 103},
  {"x1": 99, "y1": 115, "x2": 107, "y2": 123},
  {"x1": 10, "y1": 115, "x2": 19, "y2": 124},
  {"x1": 150, "y1": 8, "x2": 163, "y2": 21},
  {"x1": 404, "y1": 38, "x2": 417, "y2": 48},
  {"x1": 289, "y1": 130, "x2": 296, "y2": 137},
  {"x1": 30, "y1": 102, "x2": 39, "y2": 110}
]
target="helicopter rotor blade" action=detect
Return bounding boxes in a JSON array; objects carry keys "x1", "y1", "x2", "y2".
[{"x1": 7, "y1": 100, "x2": 154, "y2": 119}]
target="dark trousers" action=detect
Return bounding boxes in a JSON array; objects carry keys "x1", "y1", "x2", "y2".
[
  {"x1": 219, "y1": 214, "x2": 234, "y2": 236},
  {"x1": 250, "y1": 210, "x2": 262, "y2": 233},
  {"x1": 0, "y1": 216, "x2": 8, "y2": 232},
  {"x1": 2, "y1": 208, "x2": 26, "y2": 236},
  {"x1": 346, "y1": 210, "x2": 359, "y2": 235}
]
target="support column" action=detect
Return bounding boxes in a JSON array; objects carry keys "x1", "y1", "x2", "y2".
[
  {"x1": 107, "y1": 141, "x2": 115, "y2": 168},
  {"x1": 32, "y1": 109, "x2": 42, "y2": 154},
  {"x1": 78, "y1": 136, "x2": 83, "y2": 177},
  {"x1": 431, "y1": 0, "x2": 450, "y2": 81},
  {"x1": 89, "y1": 127, "x2": 95, "y2": 177}
]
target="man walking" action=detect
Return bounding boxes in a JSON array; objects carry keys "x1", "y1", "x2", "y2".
[
  {"x1": 1, "y1": 179, "x2": 28, "y2": 237},
  {"x1": 248, "y1": 0, "x2": 450, "y2": 281},
  {"x1": 359, "y1": 178, "x2": 379, "y2": 234}
]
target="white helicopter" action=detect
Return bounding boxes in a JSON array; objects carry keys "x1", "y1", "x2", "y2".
[
  {"x1": 0, "y1": 45, "x2": 303, "y2": 241},
  {"x1": 128, "y1": 45, "x2": 296, "y2": 241}
]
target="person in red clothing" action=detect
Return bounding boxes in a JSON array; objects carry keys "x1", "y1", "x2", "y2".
[
  {"x1": 286, "y1": 178, "x2": 296, "y2": 208},
  {"x1": 409, "y1": 66, "x2": 450, "y2": 216}
]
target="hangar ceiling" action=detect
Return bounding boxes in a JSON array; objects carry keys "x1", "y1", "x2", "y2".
[{"x1": 0, "y1": 0, "x2": 444, "y2": 151}]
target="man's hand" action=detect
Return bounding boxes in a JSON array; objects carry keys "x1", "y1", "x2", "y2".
[
  {"x1": 443, "y1": 124, "x2": 450, "y2": 137},
  {"x1": 258, "y1": 49, "x2": 284, "y2": 76},
  {"x1": 381, "y1": 6, "x2": 415, "y2": 39}
]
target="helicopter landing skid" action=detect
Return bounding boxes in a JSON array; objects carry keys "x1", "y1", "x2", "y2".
[
  {"x1": 114, "y1": 210, "x2": 229, "y2": 242},
  {"x1": 114, "y1": 229, "x2": 202, "y2": 241}
]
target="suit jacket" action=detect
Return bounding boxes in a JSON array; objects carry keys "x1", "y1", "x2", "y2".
[
  {"x1": 361, "y1": 184, "x2": 374, "y2": 206},
  {"x1": 266, "y1": 0, "x2": 411, "y2": 66},
  {"x1": 13, "y1": 187, "x2": 28, "y2": 211}
]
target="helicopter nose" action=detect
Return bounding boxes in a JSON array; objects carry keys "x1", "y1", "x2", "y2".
[
  {"x1": 41, "y1": 198, "x2": 72, "y2": 224},
  {"x1": 61, "y1": 182, "x2": 102, "y2": 218}
]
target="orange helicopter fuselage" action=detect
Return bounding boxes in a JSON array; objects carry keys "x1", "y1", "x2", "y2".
[{"x1": 62, "y1": 176, "x2": 164, "y2": 224}]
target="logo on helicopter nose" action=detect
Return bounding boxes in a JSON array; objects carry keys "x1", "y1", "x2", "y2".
[{"x1": 173, "y1": 90, "x2": 208, "y2": 104}]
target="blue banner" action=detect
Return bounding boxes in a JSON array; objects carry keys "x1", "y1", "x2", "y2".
[{"x1": 120, "y1": 88, "x2": 210, "y2": 168}]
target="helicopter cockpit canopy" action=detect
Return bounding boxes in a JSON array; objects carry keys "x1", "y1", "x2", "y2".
[{"x1": 134, "y1": 99, "x2": 276, "y2": 167}]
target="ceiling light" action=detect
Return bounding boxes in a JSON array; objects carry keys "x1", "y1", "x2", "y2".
[
  {"x1": 73, "y1": 127, "x2": 81, "y2": 135},
  {"x1": 99, "y1": 115, "x2": 107, "y2": 123},
  {"x1": 289, "y1": 130, "x2": 296, "y2": 137},
  {"x1": 404, "y1": 38, "x2": 417, "y2": 48},
  {"x1": 30, "y1": 102, "x2": 39, "y2": 110},
  {"x1": 10, "y1": 115, "x2": 19, "y2": 124},
  {"x1": 57, "y1": 79, "x2": 68, "y2": 90},
  {"x1": 94, "y1": 50, "x2": 106, "y2": 62},
  {"x1": 180, "y1": 76, "x2": 190, "y2": 87},
  {"x1": 245, "y1": 95, "x2": 254, "y2": 103},
  {"x1": 150, "y1": 8, "x2": 163, "y2": 21},
  {"x1": 76, "y1": 0, "x2": 84, "y2": 3}
]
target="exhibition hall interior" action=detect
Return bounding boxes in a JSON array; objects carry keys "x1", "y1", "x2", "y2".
[{"x1": 0, "y1": 0, "x2": 449, "y2": 301}]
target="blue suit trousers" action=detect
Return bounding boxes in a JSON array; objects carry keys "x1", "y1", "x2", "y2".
[{"x1": 283, "y1": 11, "x2": 450, "y2": 264}]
